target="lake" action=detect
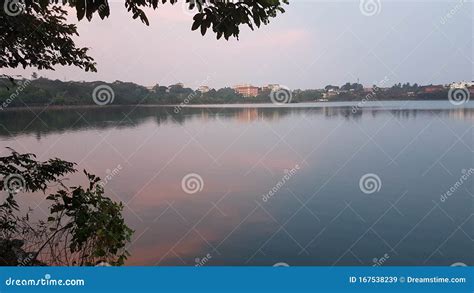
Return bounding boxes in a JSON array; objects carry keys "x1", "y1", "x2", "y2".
[{"x1": 1, "y1": 101, "x2": 473, "y2": 266}]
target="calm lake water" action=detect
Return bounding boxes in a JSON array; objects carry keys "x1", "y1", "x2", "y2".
[{"x1": 1, "y1": 101, "x2": 473, "y2": 266}]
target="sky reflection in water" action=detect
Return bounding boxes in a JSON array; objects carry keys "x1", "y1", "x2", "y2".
[{"x1": 1, "y1": 101, "x2": 473, "y2": 266}]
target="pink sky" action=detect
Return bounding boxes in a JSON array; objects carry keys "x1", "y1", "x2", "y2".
[{"x1": 3, "y1": 1, "x2": 472, "y2": 89}]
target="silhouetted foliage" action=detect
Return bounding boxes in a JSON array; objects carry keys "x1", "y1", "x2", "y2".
[
  {"x1": 1, "y1": 0, "x2": 288, "y2": 74},
  {"x1": 0, "y1": 149, "x2": 133, "y2": 266},
  {"x1": 56, "y1": 0, "x2": 288, "y2": 40},
  {"x1": 0, "y1": 3, "x2": 96, "y2": 72},
  {"x1": 340, "y1": 82, "x2": 363, "y2": 92}
]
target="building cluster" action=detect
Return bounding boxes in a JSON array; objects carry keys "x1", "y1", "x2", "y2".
[
  {"x1": 197, "y1": 85, "x2": 210, "y2": 93},
  {"x1": 322, "y1": 81, "x2": 474, "y2": 98},
  {"x1": 421, "y1": 81, "x2": 474, "y2": 94},
  {"x1": 147, "y1": 81, "x2": 474, "y2": 98},
  {"x1": 146, "y1": 83, "x2": 282, "y2": 97},
  {"x1": 322, "y1": 87, "x2": 362, "y2": 99},
  {"x1": 450, "y1": 81, "x2": 474, "y2": 90},
  {"x1": 232, "y1": 84, "x2": 281, "y2": 97}
]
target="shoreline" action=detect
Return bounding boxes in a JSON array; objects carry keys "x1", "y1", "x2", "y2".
[{"x1": 1, "y1": 99, "x2": 472, "y2": 112}]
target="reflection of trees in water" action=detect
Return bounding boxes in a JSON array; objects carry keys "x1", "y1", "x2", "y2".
[{"x1": 0, "y1": 106, "x2": 473, "y2": 138}]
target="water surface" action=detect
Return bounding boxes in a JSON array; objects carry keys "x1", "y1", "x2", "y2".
[{"x1": 1, "y1": 101, "x2": 473, "y2": 266}]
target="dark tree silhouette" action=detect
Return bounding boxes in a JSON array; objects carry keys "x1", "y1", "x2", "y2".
[
  {"x1": 1, "y1": 4, "x2": 97, "y2": 72},
  {"x1": 0, "y1": 0, "x2": 288, "y2": 73},
  {"x1": 0, "y1": 149, "x2": 133, "y2": 266}
]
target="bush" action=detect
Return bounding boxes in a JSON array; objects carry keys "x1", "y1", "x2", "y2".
[{"x1": 0, "y1": 149, "x2": 133, "y2": 266}]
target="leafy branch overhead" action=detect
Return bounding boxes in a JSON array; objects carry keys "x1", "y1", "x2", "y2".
[
  {"x1": 0, "y1": 3, "x2": 97, "y2": 72},
  {"x1": 66, "y1": 0, "x2": 288, "y2": 40},
  {"x1": 0, "y1": 0, "x2": 288, "y2": 73}
]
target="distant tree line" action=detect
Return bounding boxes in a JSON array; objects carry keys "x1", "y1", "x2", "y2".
[
  {"x1": 0, "y1": 77, "x2": 323, "y2": 108},
  {"x1": 0, "y1": 77, "x2": 452, "y2": 109},
  {"x1": 323, "y1": 82, "x2": 450, "y2": 101}
]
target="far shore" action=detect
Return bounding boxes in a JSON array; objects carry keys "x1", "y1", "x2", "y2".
[{"x1": 1, "y1": 99, "x2": 471, "y2": 112}]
